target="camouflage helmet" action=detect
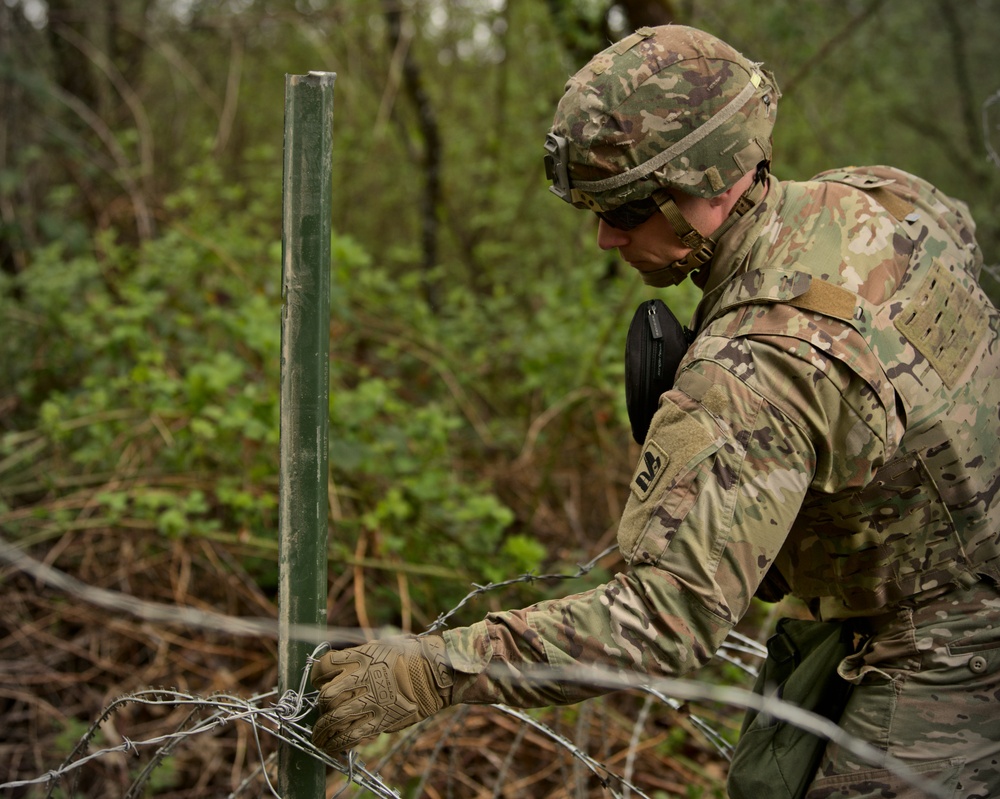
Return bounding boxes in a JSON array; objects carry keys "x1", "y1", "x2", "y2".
[{"x1": 544, "y1": 25, "x2": 780, "y2": 213}]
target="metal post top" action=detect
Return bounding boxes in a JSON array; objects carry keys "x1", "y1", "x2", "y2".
[{"x1": 286, "y1": 71, "x2": 337, "y2": 87}]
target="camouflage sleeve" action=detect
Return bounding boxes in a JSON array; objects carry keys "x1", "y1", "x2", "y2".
[{"x1": 443, "y1": 333, "x2": 889, "y2": 708}]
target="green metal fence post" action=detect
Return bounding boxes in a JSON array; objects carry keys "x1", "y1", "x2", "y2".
[{"x1": 279, "y1": 70, "x2": 336, "y2": 798}]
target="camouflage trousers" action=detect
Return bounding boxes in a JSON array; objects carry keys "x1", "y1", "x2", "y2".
[{"x1": 804, "y1": 580, "x2": 1000, "y2": 799}]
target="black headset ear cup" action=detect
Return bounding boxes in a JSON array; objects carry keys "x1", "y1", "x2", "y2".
[{"x1": 624, "y1": 299, "x2": 690, "y2": 445}]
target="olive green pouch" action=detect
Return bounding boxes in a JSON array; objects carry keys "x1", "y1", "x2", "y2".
[{"x1": 727, "y1": 618, "x2": 854, "y2": 799}]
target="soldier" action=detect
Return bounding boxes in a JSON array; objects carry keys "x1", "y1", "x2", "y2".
[{"x1": 311, "y1": 25, "x2": 1000, "y2": 798}]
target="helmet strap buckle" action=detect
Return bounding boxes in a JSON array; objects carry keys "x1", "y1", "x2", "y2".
[
  {"x1": 679, "y1": 228, "x2": 708, "y2": 249},
  {"x1": 656, "y1": 194, "x2": 709, "y2": 249},
  {"x1": 682, "y1": 242, "x2": 716, "y2": 268},
  {"x1": 647, "y1": 175, "x2": 768, "y2": 286}
]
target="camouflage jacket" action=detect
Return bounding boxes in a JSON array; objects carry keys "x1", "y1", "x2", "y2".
[{"x1": 444, "y1": 166, "x2": 1000, "y2": 707}]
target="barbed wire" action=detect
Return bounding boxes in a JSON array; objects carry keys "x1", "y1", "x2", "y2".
[
  {"x1": 425, "y1": 543, "x2": 619, "y2": 633},
  {"x1": 0, "y1": 530, "x2": 767, "y2": 666},
  {"x1": 0, "y1": 653, "x2": 955, "y2": 799},
  {"x1": 0, "y1": 533, "x2": 951, "y2": 799}
]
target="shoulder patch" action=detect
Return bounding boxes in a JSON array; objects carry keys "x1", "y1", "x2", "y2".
[{"x1": 630, "y1": 440, "x2": 669, "y2": 501}]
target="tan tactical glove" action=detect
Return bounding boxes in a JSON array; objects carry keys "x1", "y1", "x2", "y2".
[{"x1": 311, "y1": 635, "x2": 455, "y2": 754}]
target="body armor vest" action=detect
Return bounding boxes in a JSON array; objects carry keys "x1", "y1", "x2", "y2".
[{"x1": 701, "y1": 167, "x2": 1000, "y2": 617}]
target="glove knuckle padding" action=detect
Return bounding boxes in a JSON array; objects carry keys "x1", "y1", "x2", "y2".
[{"x1": 311, "y1": 635, "x2": 454, "y2": 754}]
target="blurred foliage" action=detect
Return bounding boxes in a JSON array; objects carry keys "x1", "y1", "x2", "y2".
[
  {"x1": 2, "y1": 0, "x2": 999, "y2": 625},
  {"x1": 1, "y1": 0, "x2": 997, "y2": 624}
]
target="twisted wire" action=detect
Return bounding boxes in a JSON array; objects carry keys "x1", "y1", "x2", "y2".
[{"x1": 0, "y1": 533, "x2": 952, "y2": 799}]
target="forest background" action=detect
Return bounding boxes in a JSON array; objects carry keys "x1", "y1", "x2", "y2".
[{"x1": 1, "y1": 0, "x2": 999, "y2": 796}]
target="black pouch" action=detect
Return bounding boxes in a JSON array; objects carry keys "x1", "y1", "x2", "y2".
[
  {"x1": 624, "y1": 299, "x2": 691, "y2": 444},
  {"x1": 727, "y1": 618, "x2": 855, "y2": 799}
]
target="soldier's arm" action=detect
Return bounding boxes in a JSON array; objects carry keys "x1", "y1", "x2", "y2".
[{"x1": 443, "y1": 334, "x2": 889, "y2": 707}]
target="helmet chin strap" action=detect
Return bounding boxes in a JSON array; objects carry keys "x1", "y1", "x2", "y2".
[{"x1": 638, "y1": 178, "x2": 767, "y2": 288}]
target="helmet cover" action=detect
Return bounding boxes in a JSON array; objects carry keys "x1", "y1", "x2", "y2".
[{"x1": 546, "y1": 25, "x2": 780, "y2": 212}]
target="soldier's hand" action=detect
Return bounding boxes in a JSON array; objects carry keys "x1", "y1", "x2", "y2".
[{"x1": 310, "y1": 635, "x2": 455, "y2": 755}]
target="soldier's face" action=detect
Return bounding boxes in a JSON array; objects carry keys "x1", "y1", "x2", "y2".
[{"x1": 596, "y1": 189, "x2": 726, "y2": 276}]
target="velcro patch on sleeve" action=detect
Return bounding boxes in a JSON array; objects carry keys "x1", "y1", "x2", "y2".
[
  {"x1": 628, "y1": 394, "x2": 718, "y2": 503},
  {"x1": 617, "y1": 396, "x2": 720, "y2": 561},
  {"x1": 630, "y1": 440, "x2": 669, "y2": 502}
]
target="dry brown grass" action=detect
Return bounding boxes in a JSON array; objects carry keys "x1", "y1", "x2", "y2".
[{"x1": 0, "y1": 523, "x2": 744, "y2": 798}]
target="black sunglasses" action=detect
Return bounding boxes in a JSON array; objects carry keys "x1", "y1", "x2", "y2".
[{"x1": 595, "y1": 195, "x2": 661, "y2": 231}]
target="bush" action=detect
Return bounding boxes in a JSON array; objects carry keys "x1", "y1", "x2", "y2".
[{"x1": 1, "y1": 162, "x2": 684, "y2": 627}]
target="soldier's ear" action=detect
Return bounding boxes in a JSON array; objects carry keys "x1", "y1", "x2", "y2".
[{"x1": 709, "y1": 170, "x2": 756, "y2": 208}]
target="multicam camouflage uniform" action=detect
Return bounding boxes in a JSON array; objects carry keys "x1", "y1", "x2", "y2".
[
  {"x1": 446, "y1": 163, "x2": 1000, "y2": 797},
  {"x1": 312, "y1": 25, "x2": 1000, "y2": 797},
  {"x1": 443, "y1": 30, "x2": 1000, "y2": 799}
]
